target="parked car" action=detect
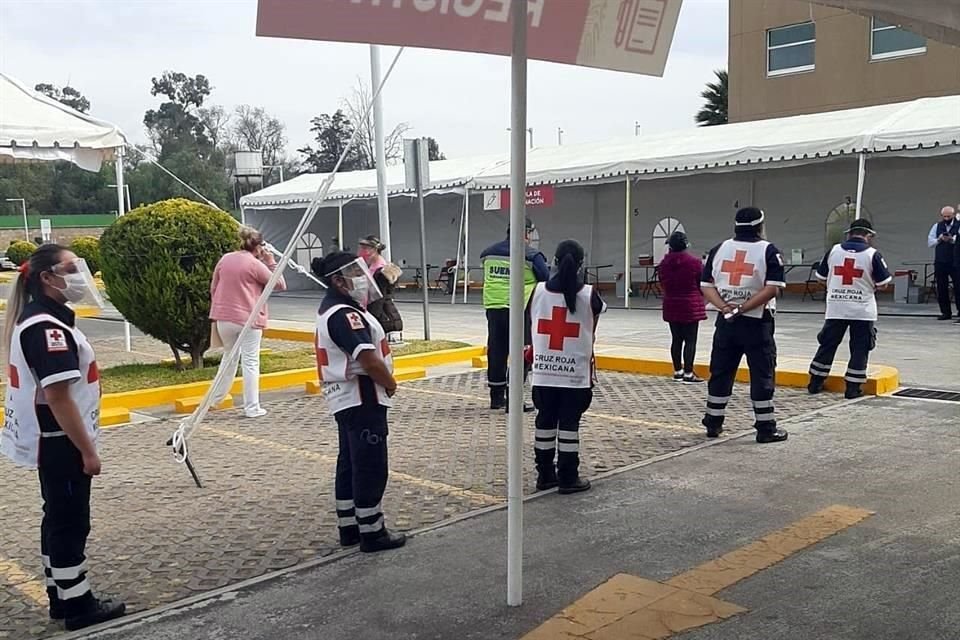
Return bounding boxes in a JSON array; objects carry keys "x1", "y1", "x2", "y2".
[{"x1": 0, "y1": 252, "x2": 16, "y2": 271}]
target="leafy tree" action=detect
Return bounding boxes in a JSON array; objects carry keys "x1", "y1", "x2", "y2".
[
  {"x1": 695, "y1": 69, "x2": 728, "y2": 127},
  {"x1": 427, "y1": 137, "x2": 446, "y2": 161},
  {"x1": 99, "y1": 198, "x2": 239, "y2": 369},
  {"x1": 298, "y1": 110, "x2": 367, "y2": 174},
  {"x1": 341, "y1": 81, "x2": 410, "y2": 168},
  {"x1": 231, "y1": 105, "x2": 287, "y2": 166},
  {"x1": 34, "y1": 83, "x2": 90, "y2": 113},
  {"x1": 144, "y1": 71, "x2": 213, "y2": 150}
]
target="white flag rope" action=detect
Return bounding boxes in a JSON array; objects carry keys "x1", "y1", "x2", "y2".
[
  {"x1": 126, "y1": 145, "x2": 327, "y2": 288},
  {"x1": 167, "y1": 47, "x2": 406, "y2": 470}
]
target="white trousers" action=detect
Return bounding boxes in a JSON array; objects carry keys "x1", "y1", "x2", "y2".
[{"x1": 214, "y1": 321, "x2": 263, "y2": 415}]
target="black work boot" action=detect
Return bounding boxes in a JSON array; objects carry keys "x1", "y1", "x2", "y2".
[
  {"x1": 558, "y1": 477, "x2": 592, "y2": 494},
  {"x1": 701, "y1": 417, "x2": 724, "y2": 438},
  {"x1": 490, "y1": 387, "x2": 506, "y2": 410},
  {"x1": 360, "y1": 529, "x2": 407, "y2": 553},
  {"x1": 844, "y1": 383, "x2": 864, "y2": 399},
  {"x1": 48, "y1": 588, "x2": 65, "y2": 620},
  {"x1": 64, "y1": 598, "x2": 127, "y2": 631},
  {"x1": 338, "y1": 525, "x2": 361, "y2": 548},
  {"x1": 504, "y1": 390, "x2": 534, "y2": 413},
  {"x1": 536, "y1": 466, "x2": 559, "y2": 491},
  {"x1": 807, "y1": 376, "x2": 826, "y2": 395},
  {"x1": 755, "y1": 426, "x2": 789, "y2": 444}
]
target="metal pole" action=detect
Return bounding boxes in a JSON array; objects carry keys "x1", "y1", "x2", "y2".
[
  {"x1": 278, "y1": 166, "x2": 285, "y2": 183},
  {"x1": 370, "y1": 44, "x2": 392, "y2": 261},
  {"x1": 507, "y1": 0, "x2": 527, "y2": 608},
  {"x1": 20, "y1": 199, "x2": 28, "y2": 241},
  {"x1": 338, "y1": 200, "x2": 344, "y2": 250},
  {"x1": 115, "y1": 147, "x2": 132, "y2": 352},
  {"x1": 463, "y1": 186, "x2": 470, "y2": 303},
  {"x1": 414, "y1": 140, "x2": 431, "y2": 340},
  {"x1": 854, "y1": 153, "x2": 866, "y2": 220},
  {"x1": 557, "y1": 127, "x2": 563, "y2": 146},
  {"x1": 624, "y1": 176, "x2": 631, "y2": 310},
  {"x1": 451, "y1": 195, "x2": 465, "y2": 305}
]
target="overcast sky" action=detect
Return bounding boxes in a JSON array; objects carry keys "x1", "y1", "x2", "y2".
[{"x1": 0, "y1": 0, "x2": 728, "y2": 159}]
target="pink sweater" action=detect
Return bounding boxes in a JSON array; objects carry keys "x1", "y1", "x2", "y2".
[{"x1": 209, "y1": 251, "x2": 287, "y2": 329}]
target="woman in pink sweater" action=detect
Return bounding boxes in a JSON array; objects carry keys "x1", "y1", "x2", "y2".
[{"x1": 209, "y1": 226, "x2": 286, "y2": 417}]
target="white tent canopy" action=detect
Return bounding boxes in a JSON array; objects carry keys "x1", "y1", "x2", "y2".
[
  {"x1": 0, "y1": 72, "x2": 127, "y2": 172},
  {"x1": 241, "y1": 95, "x2": 960, "y2": 209}
]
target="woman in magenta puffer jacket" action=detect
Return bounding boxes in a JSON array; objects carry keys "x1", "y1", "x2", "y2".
[{"x1": 658, "y1": 231, "x2": 707, "y2": 383}]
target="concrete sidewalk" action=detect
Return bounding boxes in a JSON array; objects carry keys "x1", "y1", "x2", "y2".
[{"x1": 73, "y1": 394, "x2": 960, "y2": 640}]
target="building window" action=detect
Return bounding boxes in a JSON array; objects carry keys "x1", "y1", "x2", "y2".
[
  {"x1": 767, "y1": 22, "x2": 815, "y2": 76},
  {"x1": 825, "y1": 200, "x2": 872, "y2": 250},
  {"x1": 295, "y1": 232, "x2": 323, "y2": 275},
  {"x1": 652, "y1": 218, "x2": 685, "y2": 265},
  {"x1": 871, "y1": 18, "x2": 926, "y2": 60}
]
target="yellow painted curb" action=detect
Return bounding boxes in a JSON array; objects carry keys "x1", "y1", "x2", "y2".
[
  {"x1": 394, "y1": 346, "x2": 485, "y2": 368},
  {"x1": 262, "y1": 327, "x2": 314, "y2": 342},
  {"x1": 161, "y1": 349, "x2": 272, "y2": 366},
  {"x1": 174, "y1": 395, "x2": 234, "y2": 414},
  {"x1": 100, "y1": 407, "x2": 130, "y2": 426},
  {"x1": 593, "y1": 355, "x2": 898, "y2": 396},
  {"x1": 472, "y1": 356, "x2": 488, "y2": 369}
]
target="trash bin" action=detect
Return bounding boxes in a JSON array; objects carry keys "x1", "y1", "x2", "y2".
[{"x1": 893, "y1": 269, "x2": 916, "y2": 304}]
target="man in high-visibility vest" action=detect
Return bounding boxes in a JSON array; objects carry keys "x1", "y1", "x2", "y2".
[{"x1": 480, "y1": 217, "x2": 549, "y2": 411}]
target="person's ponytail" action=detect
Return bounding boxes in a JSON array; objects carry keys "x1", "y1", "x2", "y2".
[
  {"x1": 3, "y1": 244, "x2": 68, "y2": 366},
  {"x1": 3, "y1": 270, "x2": 29, "y2": 367},
  {"x1": 556, "y1": 253, "x2": 581, "y2": 313}
]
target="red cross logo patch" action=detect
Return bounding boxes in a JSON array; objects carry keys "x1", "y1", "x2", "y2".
[
  {"x1": 720, "y1": 250, "x2": 755, "y2": 287},
  {"x1": 537, "y1": 306, "x2": 581, "y2": 351},
  {"x1": 45, "y1": 329, "x2": 68, "y2": 352},
  {"x1": 315, "y1": 345, "x2": 329, "y2": 381},
  {"x1": 833, "y1": 258, "x2": 864, "y2": 286}
]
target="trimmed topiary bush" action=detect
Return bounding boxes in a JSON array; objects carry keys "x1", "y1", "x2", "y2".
[
  {"x1": 7, "y1": 240, "x2": 37, "y2": 266},
  {"x1": 69, "y1": 235, "x2": 101, "y2": 275},
  {"x1": 100, "y1": 198, "x2": 240, "y2": 369}
]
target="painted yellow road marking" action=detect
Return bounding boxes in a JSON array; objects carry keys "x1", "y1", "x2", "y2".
[
  {"x1": 205, "y1": 427, "x2": 501, "y2": 506},
  {"x1": 0, "y1": 557, "x2": 48, "y2": 607},
  {"x1": 403, "y1": 387, "x2": 699, "y2": 433},
  {"x1": 522, "y1": 505, "x2": 874, "y2": 639}
]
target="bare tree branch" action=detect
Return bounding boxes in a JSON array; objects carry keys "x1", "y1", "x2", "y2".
[{"x1": 340, "y1": 79, "x2": 410, "y2": 168}]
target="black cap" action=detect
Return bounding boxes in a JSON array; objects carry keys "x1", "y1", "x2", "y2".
[
  {"x1": 734, "y1": 207, "x2": 765, "y2": 227},
  {"x1": 845, "y1": 218, "x2": 876, "y2": 235},
  {"x1": 667, "y1": 231, "x2": 688, "y2": 252},
  {"x1": 506, "y1": 217, "x2": 536, "y2": 234},
  {"x1": 311, "y1": 251, "x2": 358, "y2": 281}
]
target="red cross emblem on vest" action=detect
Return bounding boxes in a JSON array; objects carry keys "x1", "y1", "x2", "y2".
[
  {"x1": 537, "y1": 306, "x2": 581, "y2": 351},
  {"x1": 315, "y1": 345, "x2": 328, "y2": 381},
  {"x1": 833, "y1": 257, "x2": 864, "y2": 286},
  {"x1": 720, "y1": 250, "x2": 755, "y2": 286}
]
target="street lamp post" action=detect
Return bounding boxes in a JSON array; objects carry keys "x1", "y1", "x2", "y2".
[
  {"x1": 5, "y1": 198, "x2": 28, "y2": 240},
  {"x1": 557, "y1": 127, "x2": 564, "y2": 146},
  {"x1": 506, "y1": 127, "x2": 534, "y2": 149}
]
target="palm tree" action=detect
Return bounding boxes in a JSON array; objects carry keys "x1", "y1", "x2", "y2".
[{"x1": 695, "y1": 70, "x2": 728, "y2": 126}]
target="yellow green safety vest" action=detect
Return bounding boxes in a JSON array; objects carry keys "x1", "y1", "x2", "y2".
[{"x1": 482, "y1": 253, "x2": 537, "y2": 309}]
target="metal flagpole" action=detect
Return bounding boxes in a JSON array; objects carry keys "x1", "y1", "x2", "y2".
[
  {"x1": 854, "y1": 153, "x2": 866, "y2": 220},
  {"x1": 370, "y1": 44, "x2": 393, "y2": 261},
  {"x1": 338, "y1": 200, "x2": 345, "y2": 250},
  {"x1": 463, "y1": 185, "x2": 470, "y2": 304},
  {"x1": 624, "y1": 175, "x2": 632, "y2": 309},
  {"x1": 114, "y1": 146, "x2": 132, "y2": 352},
  {"x1": 506, "y1": 0, "x2": 527, "y2": 608},
  {"x1": 414, "y1": 140, "x2": 431, "y2": 340}
]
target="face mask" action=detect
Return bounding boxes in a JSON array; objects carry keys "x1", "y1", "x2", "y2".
[
  {"x1": 58, "y1": 273, "x2": 92, "y2": 304},
  {"x1": 348, "y1": 276, "x2": 369, "y2": 306}
]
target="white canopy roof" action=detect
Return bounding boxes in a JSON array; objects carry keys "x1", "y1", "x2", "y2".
[
  {"x1": 0, "y1": 72, "x2": 127, "y2": 172},
  {"x1": 241, "y1": 95, "x2": 960, "y2": 209}
]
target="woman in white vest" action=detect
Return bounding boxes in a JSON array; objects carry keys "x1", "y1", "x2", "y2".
[
  {"x1": 527, "y1": 240, "x2": 606, "y2": 494},
  {"x1": 310, "y1": 251, "x2": 406, "y2": 554},
  {"x1": 1, "y1": 244, "x2": 126, "y2": 630}
]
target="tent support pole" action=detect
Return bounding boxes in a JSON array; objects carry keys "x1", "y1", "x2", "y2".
[
  {"x1": 451, "y1": 194, "x2": 465, "y2": 305},
  {"x1": 338, "y1": 200, "x2": 344, "y2": 250},
  {"x1": 855, "y1": 153, "x2": 866, "y2": 220},
  {"x1": 370, "y1": 45, "x2": 392, "y2": 261},
  {"x1": 115, "y1": 146, "x2": 132, "y2": 352},
  {"x1": 624, "y1": 175, "x2": 631, "y2": 310},
  {"x1": 507, "y1": 0, "x2": 526, "y2": 608},
  {"x1": 463, "y1": 186, "x2": 470, "y2": 303}
]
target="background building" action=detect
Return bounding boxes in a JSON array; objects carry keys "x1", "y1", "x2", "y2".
[{"x1": 729, "y1": 0, "x2": 960, "y2": 122}]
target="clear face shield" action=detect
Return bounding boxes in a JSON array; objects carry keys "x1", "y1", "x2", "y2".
[
  {"x1": 326, "y1": 258, "x2": 383, "y2": 308},
  {"x1": 51, "y1": 258, "x2": 104, "y2": 308}
]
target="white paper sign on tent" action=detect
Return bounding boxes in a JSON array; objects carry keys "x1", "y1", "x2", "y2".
[{"x1": 483, "y1": 190, "x2": 502, "y2": 211}]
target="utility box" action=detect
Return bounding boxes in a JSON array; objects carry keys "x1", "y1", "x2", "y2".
[{"x1": 893, "y1": 269, "x2": 916, "y2": 304}]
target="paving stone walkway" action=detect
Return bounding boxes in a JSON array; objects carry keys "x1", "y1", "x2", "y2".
[{"x1": 0, "y1": 370, "x2": 840, "y2": 639}]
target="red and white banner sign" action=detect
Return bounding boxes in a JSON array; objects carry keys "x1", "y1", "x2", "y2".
[
  {"x1": 485, "y1": 185, "x2": 554, "y2": 209},
  {"x1": 257, "y1": 0, "x2": 682, "y2": 76}
]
